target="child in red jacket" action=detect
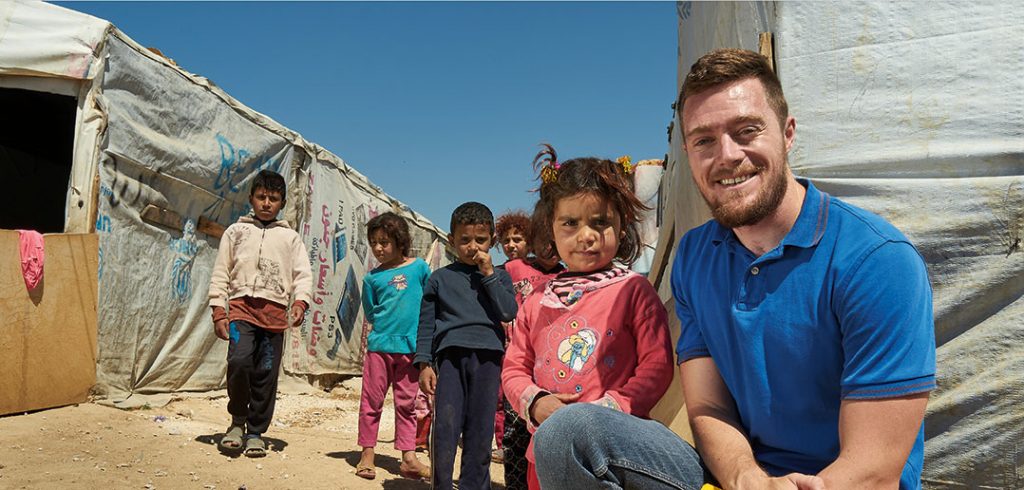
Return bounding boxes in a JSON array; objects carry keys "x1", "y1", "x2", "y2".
[{"x1": 502, "y1": 146, "x2": 673, "y2": 489}]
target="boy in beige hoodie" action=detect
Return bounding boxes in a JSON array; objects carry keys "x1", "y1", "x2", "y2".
[{"x1": 209, "y1": 170, "x2": 313, "y2": 457}]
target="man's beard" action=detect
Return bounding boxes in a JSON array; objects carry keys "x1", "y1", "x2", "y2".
[{"x1": 702, "y1": 159, "x2": 789, "y2": 229}]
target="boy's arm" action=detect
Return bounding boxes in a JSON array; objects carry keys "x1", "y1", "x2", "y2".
[
  {"x1": 480, "y1": 269, "x2": 518, "y2": 322},
  {"x1": 290, "y1": 235, "x2": 313, "y2": 306},
  {"x1": 208, "y1": 226, "x2": 235, "y2": 317},
  {"x1": 414, "y1": 274, "x2": 438, "y2": 367},
  {"x1": 597, "y1": 286, "x2": 673, "y2": 416}
]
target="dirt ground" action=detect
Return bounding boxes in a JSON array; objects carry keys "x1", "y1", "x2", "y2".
[{"x1": 0, "y1": 380, "x2": 507, "y2": 490}]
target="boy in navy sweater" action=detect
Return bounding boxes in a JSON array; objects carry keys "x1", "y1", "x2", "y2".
[{"x1": 415, "y1": 201, "x2": 518, "y2": 490}]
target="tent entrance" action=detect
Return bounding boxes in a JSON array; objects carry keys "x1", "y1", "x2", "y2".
[{"x1": 0, "y1": 87, "x2": 77, "y2": 233}]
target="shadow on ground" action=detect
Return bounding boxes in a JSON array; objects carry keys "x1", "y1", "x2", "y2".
[
  {"x1": 194, "y1": 432, "x2": 289, "y2": 458},
  {"x1": 325, "y1": 449, "x2": 505, "y2": 489}
]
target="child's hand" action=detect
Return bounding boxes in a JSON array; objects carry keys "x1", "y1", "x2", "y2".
[
  {"x1": 214, "y1": 319, "x2": 230, "y2": 340},
  {"x1": 531, "y1": 392, "x2": 582, "y2": 425},
  {"x1": 502, "y1": 321, "x2": 513, "y2": 348},
  {"x1": 473, "y1": 249, "x2": 494, "y2": 276},
  {"x1": 419, "y1": 365, "x2": 437, "y2": 396},
  {"x1": 290, "y1": 304, "x2": 306, "y2": 327}
]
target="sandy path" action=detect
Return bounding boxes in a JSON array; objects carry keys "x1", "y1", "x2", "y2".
[{"x1": 0, "y1": 385, "x2": 506, "y2": 489}]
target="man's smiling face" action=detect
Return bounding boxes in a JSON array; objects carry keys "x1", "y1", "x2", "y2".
[{"x1": 682, "y1": 77, "x2": 795, "y2": 228}]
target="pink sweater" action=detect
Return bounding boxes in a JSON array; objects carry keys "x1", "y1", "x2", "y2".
[
  {"x1": 501, "y1": 268, "x2": 673, "y2": 444},
  {"x1": 504, "y1": 258, "x2": 565, "y2": 307}
]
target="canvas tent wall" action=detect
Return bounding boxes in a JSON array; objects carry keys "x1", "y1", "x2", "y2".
[
  {"x1": 652, "y1": 1, "x2": 1023, "y2": 487},
  {"x1": 0, "y1": 0, "x2": 450, "y2": 400}
]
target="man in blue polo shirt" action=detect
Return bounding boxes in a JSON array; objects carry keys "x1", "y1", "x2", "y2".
[{"x1": 532, "y1": 48, "x2": 935, "y2": 490}]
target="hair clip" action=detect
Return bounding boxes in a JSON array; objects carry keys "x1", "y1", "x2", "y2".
[
  {"x1": 533, "y1": 143, "x2": 560, "y2": 184},
  {"x1": 617, "y1": 155, "x2": 634, "y2": 175}
]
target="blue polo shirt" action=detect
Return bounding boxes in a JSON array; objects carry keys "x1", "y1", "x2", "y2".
[{"x1": 673, "y1": 180, "x2": 935, "y2": 488}]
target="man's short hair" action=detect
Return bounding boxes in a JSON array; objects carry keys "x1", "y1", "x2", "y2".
[
  {"x1": 450, "y1": 201, "x2": 495, "y2": 235},
  {"x1": 250, "y1": 169, "x2": 287, "y2": 198},
  {"x1": 677, "y1": 48, "x2": 789, "y2": 128}
]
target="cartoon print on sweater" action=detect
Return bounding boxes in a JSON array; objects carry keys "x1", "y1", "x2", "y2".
[
  {"x1": 543, "y1": 316, "x2": 600, "y2": 384},
  {"x1": 257, "y1": 257, "x2": 286, "y2": 294},
  {"x1": 558, "y1": 329, "x2": 598, "y2": 372},
  {"x1": 513, "y1": 278, "x2": 533, "y2": 303},
  {"x1": 389, "y1": 273, "x2": 408, "y2": 291}
]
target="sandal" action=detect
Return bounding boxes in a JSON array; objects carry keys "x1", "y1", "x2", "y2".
[
  {"x1": 399, "y1": 462, "x2": 430, "y2": 480},
  {"x1": 219, "y1": 425, "x2": 244, "y2": 450},
  {"x1": 355, "y1": 465, "x2": 376, "y2": 480},
  {"x1": 243, "y1": 435, "x2": 267, "y2": 457}
]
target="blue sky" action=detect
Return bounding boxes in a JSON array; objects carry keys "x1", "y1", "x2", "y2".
[{"x1": 59, "y1": 1, "x2": 678, "y2": 240}]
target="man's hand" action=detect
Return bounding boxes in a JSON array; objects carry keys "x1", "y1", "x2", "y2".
[
  {"x1": 783, "y1": 473, "x2": 826, "y2": 489},
  {"x1": 473, "y1": 249, "x2": 494, "y2": 276},
  {"x1": 530, "y1": 392, "x2": 582, "y2": 425},
  {"x1": 733, "y1": 471, "x2": 824, "y2": 490},
  {"x1": 419, "y1": 365, "x2": 437, "y2": 396},
  {"x1": 214, "y1": 319, "x2": 230, "y2": 340},
  {"x1": 290, "y1": 304, "x2": 306, "y2": 327}
]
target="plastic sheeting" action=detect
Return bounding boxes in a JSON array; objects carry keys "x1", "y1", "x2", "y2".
[
  {"x1": 0, "y1": 1, "x2": 450, "y2": 399},
  {"x1": 0, "y1": 0, "x2": 108, "y2": 80},
  {"x1": 290, "y1": 150, "x2": 449, "y2": 374},
  {"x1": 660, "y1": 1, "x2": 1023, "y2": 486}
]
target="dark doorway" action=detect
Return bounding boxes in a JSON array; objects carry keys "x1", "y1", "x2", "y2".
[{"x1": 0, "y1": 87, "x2": 77, "y2": 233}]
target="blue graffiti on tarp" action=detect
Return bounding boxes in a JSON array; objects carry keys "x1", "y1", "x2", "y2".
[
  {"x1": 169, "y1": 218, "x2": 199, "y2": 303},
  {"x1": 97, "y1": 246, "x2": 104, "y2": 280},
  {"x1": 95, "y1": 214, "x2": 112, "y2": 233},
  {"x1": 203, "y1": 134, "x2": 283, "y2": 223}
]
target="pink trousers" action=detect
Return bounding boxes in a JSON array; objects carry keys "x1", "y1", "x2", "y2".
[{"x1": 358, "y1": 351, "x2": 419, "y2": 451}]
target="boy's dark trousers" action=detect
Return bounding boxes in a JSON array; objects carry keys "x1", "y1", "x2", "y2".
[
  {"x1": 431, "y1": 347, "x2": 502, "y2": 490},
  {"x1": 226, "y1": 320, "x2": 284, "y2": 435}
]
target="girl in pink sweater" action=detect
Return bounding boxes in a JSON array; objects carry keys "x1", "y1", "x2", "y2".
[{"x1": 501, "y1": 146, "x2": 674, "y2": 489}]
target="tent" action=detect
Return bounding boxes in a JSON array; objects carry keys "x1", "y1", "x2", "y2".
[
  {"x1": 0, "y1": 0, "x2": 450, "y2": 406},
  {"x1": 649, "y1": 1, "x2": 1023, "y2": 486}
]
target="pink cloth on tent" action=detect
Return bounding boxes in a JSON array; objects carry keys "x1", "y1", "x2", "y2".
[{"x1": 18, "y1": 230, "x2": 44, "y2": 291}]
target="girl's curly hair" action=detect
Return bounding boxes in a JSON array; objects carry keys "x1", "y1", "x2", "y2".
[
  {"x1": 495, "y1": 211, "x2": 532, "y2": 244},
  {"x1": 531, "y1": 144, "x2": 647, "y2": 265}
]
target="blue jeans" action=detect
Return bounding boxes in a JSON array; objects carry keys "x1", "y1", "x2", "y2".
[{"x1": 534, "y1": 404, "x2": 705, "y2": 490}]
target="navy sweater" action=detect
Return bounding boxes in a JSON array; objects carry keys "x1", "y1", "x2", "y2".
[{"x1": 414, "y1": 262, "x2": 518, "y2": 366}]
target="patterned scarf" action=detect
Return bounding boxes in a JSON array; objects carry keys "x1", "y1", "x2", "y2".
[{"x1": 548, "y1": 267, "x2": 629, "y2": 306}]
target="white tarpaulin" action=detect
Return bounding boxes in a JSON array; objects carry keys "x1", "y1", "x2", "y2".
[
  {"x1": 290, "y1": 150, "x2": 449, "y2": 374},
  {"x1": 656, "y1": 1, "x2": 1023, "y2": 486},
  {"x1": 0, "y1": 0, "x2": 449, "y2": 399}
]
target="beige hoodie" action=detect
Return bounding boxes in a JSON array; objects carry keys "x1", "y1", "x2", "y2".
[{"x1": 208, "y1": 215, "x2": 313, "y2": 310}]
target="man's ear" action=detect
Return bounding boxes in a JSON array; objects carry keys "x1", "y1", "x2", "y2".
[
  {"x1": 447, "y1": 234, "x2": 455, "y2": 248},
  {"x1": 784, "y1": 116, "x2": 797, "y2": 153}
]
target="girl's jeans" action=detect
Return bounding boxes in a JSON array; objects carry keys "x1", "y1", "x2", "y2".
[{"x1": 534, "y1": 404, "x2": 706, "y2": 490}]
